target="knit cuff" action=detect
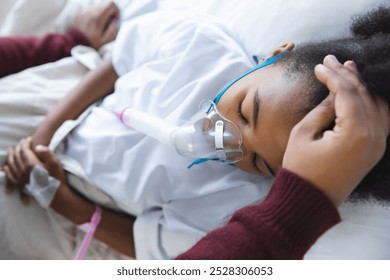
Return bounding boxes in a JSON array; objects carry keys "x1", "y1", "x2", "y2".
[
  {"x1": 66, "y1": 27, "x2": 91, "y2": 48},
  {"x1": 259, "y1": 168, "x2": 341, "y2": 253}
]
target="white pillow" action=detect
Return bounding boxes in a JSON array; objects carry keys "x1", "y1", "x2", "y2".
[{"x1": 159, "y1": 0, "x2": 389, "y2": 56}]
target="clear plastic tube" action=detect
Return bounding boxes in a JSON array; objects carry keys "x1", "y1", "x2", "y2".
[{"x1": 117, "y1": 108, "x2": 178, "y2": 148}]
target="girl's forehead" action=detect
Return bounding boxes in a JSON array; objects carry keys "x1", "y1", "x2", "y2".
[
  {"x1": 213, "y1": 55, "x2": 285, "y2": 105},
  {"x1": 235, "y1": 64, "x2": 290, "y2": 95}
]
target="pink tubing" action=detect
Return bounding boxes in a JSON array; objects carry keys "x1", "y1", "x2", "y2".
[{"x1": 74, "y1": 206, "x2": 102, "y2": 260}]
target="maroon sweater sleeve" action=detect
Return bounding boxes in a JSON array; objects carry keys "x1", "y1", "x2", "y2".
[
  {"x1": 0, "y1": 28, "x2": 90, "y2": 78},
  {"x1": 176, "y1": 168, "x2": 341, "y2": 260}
]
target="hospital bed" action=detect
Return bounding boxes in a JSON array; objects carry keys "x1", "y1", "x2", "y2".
[{"x1": 0, "y1": 0, "x2": 389, "y2": 259}]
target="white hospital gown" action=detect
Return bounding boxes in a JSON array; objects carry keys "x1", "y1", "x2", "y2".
[{"x1": 62, "y1": 11, "x2": 271, "y2": 259}]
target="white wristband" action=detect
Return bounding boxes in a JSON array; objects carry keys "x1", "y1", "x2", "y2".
[{"x1": 25, "y1": 165, "x2": 61, "y2": 208}]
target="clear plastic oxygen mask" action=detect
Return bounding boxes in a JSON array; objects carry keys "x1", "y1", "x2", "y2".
[{"x1": 117, "y1": 99, "x2": 243, "y2": 165}]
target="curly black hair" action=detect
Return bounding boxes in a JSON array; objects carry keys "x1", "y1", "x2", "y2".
[{"x1": 278, "y1": 6, "x2": 390, "y2": 203}]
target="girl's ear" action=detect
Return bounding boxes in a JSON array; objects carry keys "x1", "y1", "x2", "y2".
[
  {"x1": 260, "y1": 42, "x2": 295, "y2": 63},
  {"x1": 271, "y1": 42, "x2": 295, "y2": 56}
]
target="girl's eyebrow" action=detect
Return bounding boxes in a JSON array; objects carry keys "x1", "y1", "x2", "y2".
[
  {"x1": 252, "y1": 88, "x2": 260, "y2": 130},
  {"x1": 251, "y1": 88, "x2": 275, "y2": 176}
]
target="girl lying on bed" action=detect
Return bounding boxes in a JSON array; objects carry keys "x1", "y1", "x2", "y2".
[{"x1": 1, "y1": 5, "x2": 389, "y2": 259}]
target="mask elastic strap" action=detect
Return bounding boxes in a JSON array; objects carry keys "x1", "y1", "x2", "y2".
[
  {"x1": 187, "y1": 158, "x2": 219, "y2": 169},
  {"x1": 213, "y1": 53, "x2": 284, "y2": 105}
]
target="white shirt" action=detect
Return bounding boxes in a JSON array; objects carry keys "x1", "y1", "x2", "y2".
[{"x1": 64, "y1": 11, "x2": 272, "y2": 259}]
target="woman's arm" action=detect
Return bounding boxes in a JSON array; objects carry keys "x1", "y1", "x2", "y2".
[
  {"x1": 0, "y1": 29, "x2": 89, "y2": 78},
  {"x1": 0, "y1": 2, "x2": 119, "y2": 78},
  {"x1": 177, "y1": 56, "x2": 390, "y2": 260},
  {"x1": 176, "y1": 168, "x2": 340, "y2": 260}
]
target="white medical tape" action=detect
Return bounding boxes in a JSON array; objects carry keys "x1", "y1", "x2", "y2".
[{"x1": 24, "y1": 165, "x2": 61, "y2": 208}]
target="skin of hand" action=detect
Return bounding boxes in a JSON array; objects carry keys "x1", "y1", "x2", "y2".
[
  {"x1": 72, "y1": 1, "x2": 120, "y2": 50},
  {"x1": 1, "y1": 138, "x2": 66, "y2": 204},
  {"x1": 283, "y1": 55, "x2": 390, "y2": 207}
]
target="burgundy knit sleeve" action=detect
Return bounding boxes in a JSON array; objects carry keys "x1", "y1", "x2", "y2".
[
  {"x1": 0, "y1": 28, "x2": 90, "y2": 78},
  {"x1": 176, "y1": 168, "x2": 341, "y2": 260}
]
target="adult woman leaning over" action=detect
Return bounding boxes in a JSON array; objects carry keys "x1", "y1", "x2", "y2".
[{"x1": 176, "y1": 55, "x2": 390, "y2": 259}]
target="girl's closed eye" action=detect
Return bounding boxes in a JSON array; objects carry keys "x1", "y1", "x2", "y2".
[
  {"x1": 252, "y1": 153, "x2": 275, "y2": 177},
  {"x1": 237, "y1": 99, "x2": 248, "y2": 124},
  {"x1": 251, "y1": 153, "x2": 265, "y2": 175}
]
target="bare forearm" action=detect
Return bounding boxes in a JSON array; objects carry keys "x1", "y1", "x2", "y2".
[
  {"x1": 51, "y1": 183, "x2": 136, "y2": 258},
  {"x1": 33, "y1": 58, "x2": 118, "y2": 146}
]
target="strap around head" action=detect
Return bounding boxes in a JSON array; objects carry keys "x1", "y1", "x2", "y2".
[{"x1": 213, "y1": 53, "x2": 284, "y2": 105}]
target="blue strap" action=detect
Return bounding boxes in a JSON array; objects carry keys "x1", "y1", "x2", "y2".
[
  {"x1": 213, "y1": 54, "x2": 282, "y2": 105},
  {"x1": 187, "y1": 158, "x2": 219, "y2": 169}
]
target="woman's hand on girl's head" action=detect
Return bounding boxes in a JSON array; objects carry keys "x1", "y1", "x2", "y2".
[{"x1": 282, "y1": 55, "x2": 390, "y2": 207}]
